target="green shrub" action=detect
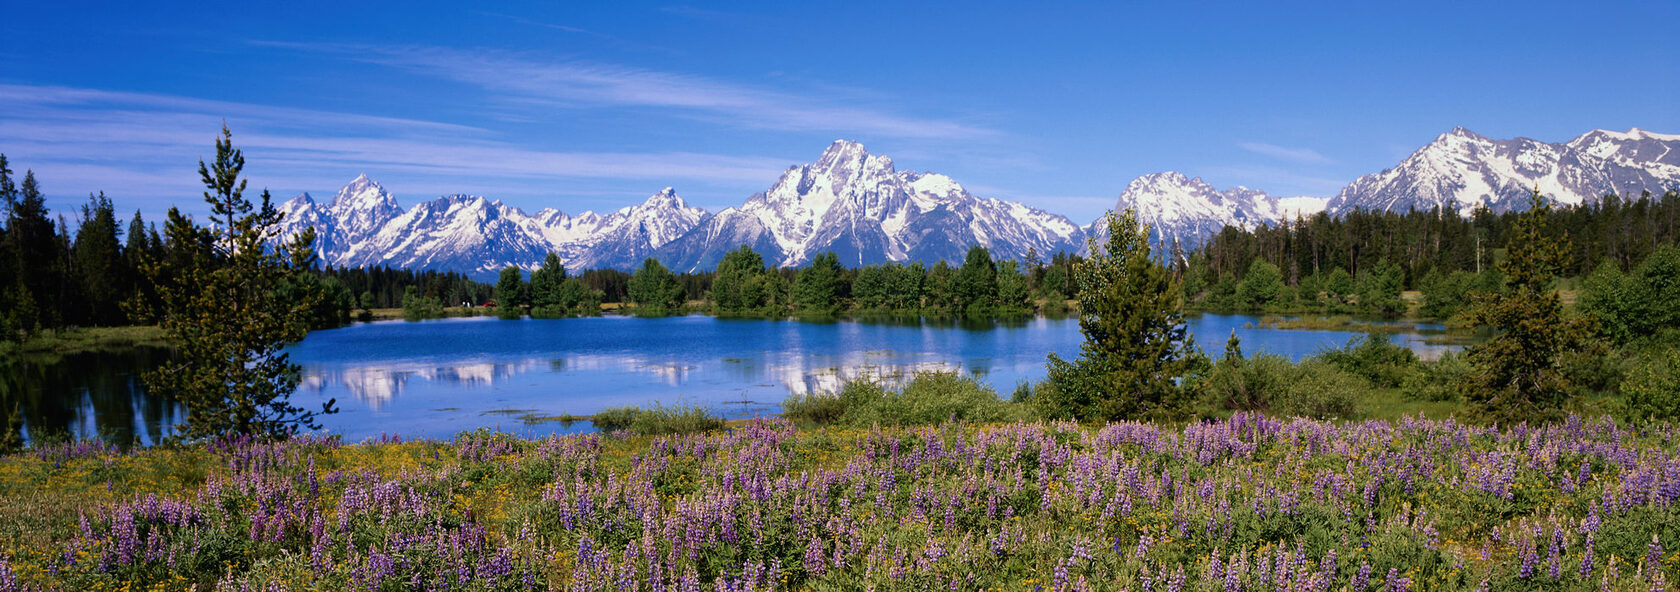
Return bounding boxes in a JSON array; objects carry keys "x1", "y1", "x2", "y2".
[
  {"x1": 1204, "y1": 353, "x2": 1364, "y2": 419},
  {"x1": 1280, "y1": 360, "x2": 1363, "y2": 419},
  {"x1": 590, "y1": 406, "x2": 641, "y2": 432},
  {"x1": 784, "y1": 372, "x2": 1026, "y2": 427},
  {"x1": 1313, "y1": 333, "x2": 1418, "y2": 388},
  {"x1": 1622, "y1": 349, "x2": 1680, "y2": 421},
  {"x1": 1402, "y1": 351, "x2": 1470, "y2": 402},
  {"x1": 589, "y1": 405, "x2": 726, "y2": 435},
  {"x1": 629, "y1": 405, "x2": 727, "y2": 436}
]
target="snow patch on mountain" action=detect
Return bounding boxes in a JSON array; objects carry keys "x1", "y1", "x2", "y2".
[{"x1": 1328, "y1": 127, "x2": 1680, "y2": 215}]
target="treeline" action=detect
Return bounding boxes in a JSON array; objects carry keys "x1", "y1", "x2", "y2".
[
  {"x1": 0, "y1": 156, "x2": 362, "y2": 341},
  {"x1": 1183, "y1": 189, "x2": 1680, "y2": 317},
  {"x1": 488, "y1": 245, "x2": 1085, "y2": 318}
]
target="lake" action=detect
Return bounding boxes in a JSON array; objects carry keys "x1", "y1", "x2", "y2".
[{"x1": 1, "y1": 313, "x2": 1458, "y2": 443}]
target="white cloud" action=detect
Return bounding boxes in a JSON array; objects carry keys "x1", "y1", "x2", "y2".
[
  {"x1": 0, "y1": 83, "x2": 792, "y2": 215},
  {"x1": 1238, "y1": 141, "x2": 1334, "y2": 165},
  {"x1": 263, "y1": 42, "x2": 998, "y2": 141}
]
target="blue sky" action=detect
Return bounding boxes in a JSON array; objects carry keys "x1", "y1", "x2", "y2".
[{"x1": 3, "y1": 1, "x2": 1676, "y2": 224}]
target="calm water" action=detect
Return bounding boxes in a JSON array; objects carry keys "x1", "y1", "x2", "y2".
[{"x1": 2, "y1": 314, "x2": 1457, "y2": 442}]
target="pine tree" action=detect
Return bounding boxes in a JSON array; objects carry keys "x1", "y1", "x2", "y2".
[
  {"x1": 712, "y1": 245, "x2": 772, "y2": 314},
  {"x1": 8, "y1": 170, "x2": 59, "y2": 332},
  {"x1": 529, "y1": 253, "x2": 568, "y2": 317},
  {"x1": 494, "y1": 266, "x2": 527, "y2": 318},
  {"x1": 1459, "y1": 189, "x2": 1599, "y2": 423},
  {"x1": 73, "y1": 192, "x2": 126, "y2": 326},
  {"x1": 953, "y1": 245, "x2": 999, "y2": 314},
  {"x1": 1041, "y1": 209, "x2": 1197, "y2": 421},
  {"x1": 627, "y1": 257, "x2": 683, "y2": 313},
  {"x1": 792, "y1": 252, "x2": 845, "y2": 315},
  {"x1": 140, "y1": 126, "x2": 334, "y2": 439}
]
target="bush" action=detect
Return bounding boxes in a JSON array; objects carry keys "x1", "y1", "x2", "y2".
[
  {"x1": 629, "y1": 405, "x2": 727, "y2": 436},
  {"x1": 1622, "y1": 349, "x2": 1680, "y2": 421},
  {"x1": 1204, "y1": 353, "x2": 1364, "y2": 419},
  {"x1": 1402, "y1": 351, "x2": 1470, "y2": 402},
  {"x1": 589, "y1": 405, "x2": 727, "y2": 435},
  {"x1": 784, "y1": 372, "x2": 1026, "y2": 427},
  {"x1": 591, "y1": 407, "x2": 640, "y2": 432},
  {"x1": 1313, "y1": 333, "x2": 1419, "y2": 388}
]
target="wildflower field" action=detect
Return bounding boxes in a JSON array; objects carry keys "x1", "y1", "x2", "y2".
[{"x1": 2, "y1": 415, "x2": 1678, "y2": 591}]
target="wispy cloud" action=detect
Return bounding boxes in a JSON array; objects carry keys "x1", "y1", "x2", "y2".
[
  {"x1": 1238, "y1": 142, "x2": 1334, "y2": 165},
  {"x1": 1202, "y1": 164, "x2": 1348, "y2": 197},
  {"x1": 262, "y1": 42, "x2": 997, "y2": 141},
  {"x1": 0, "y1": 83, "x2": 791, "y2": 214}
]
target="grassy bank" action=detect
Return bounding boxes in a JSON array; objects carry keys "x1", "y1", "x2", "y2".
[
  {"x1": 2, "y1": 414, "x2": 1677, "y2": 590},
  {"x1": 0, "y1": 326, "x2": 169, "y2": 360}
]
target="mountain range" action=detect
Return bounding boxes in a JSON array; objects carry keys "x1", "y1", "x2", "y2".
[{"x1": 277, "y1": 128, "x2": 1680, "y2": 278}]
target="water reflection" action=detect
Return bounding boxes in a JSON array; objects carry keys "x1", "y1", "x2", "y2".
[
  {"x1": 0, "y1": 348, "x2": 184, "y2": 446},
  {"x1": 298, "y1": 359, "x2": 542, "y2": 408},
  {"x1": 12, "y1": 313, "x2": 1468, "y2": 442}
]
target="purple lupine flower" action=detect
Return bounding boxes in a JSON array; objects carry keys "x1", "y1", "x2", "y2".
[{"x1": 1581, "y1": 534, "x2": 1596, "y2": 578}]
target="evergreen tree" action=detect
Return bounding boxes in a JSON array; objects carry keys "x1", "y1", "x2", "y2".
[
  {"x1": 711, "y1": 245, "x2": 772, "y2": 314},
  {"x1": 0, "y1": 156, "x2": 15, "y2": 338},
  {"x1": 996, "y1": 260, "x2": 1030, "y2": 313},
  {"x1": 494, "y1": 266, "x2": 527, "y2": 317},
  {"x1": 1041, "y1": 210, "x2": 1197, "y2": 421},
  {"x1": 792, "y1": 252, "x2": 845, "y2": 315},
  {"x1": 953, "y1": 245, "x2": 999, "y2": 314},
  {"x1": 1458, "y1": 190, "x2": 1599, "y2": 423},
  {"x1": 9, "y1": 170, "x2": 59, "y2": 332},
  {"x1": 627, "y1": 257, "x2": 683, "y2": 313},
  {"x1": 529, "y1": 253, "x2": 567, "y2": 316},
  {"x1": 72, "y1": 192, "x2": 126, "y2": 326},
  {"x1": 140, "y1": 126, "x2": 335, "y2": 439},
  {"x1": 1235, "y1": 259, "x2": 1284, "y2": 311}
]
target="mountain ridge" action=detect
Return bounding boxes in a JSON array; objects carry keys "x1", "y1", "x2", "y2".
[{"x1": 276, "y1": 128, "x2": 1680, "y2": 278}]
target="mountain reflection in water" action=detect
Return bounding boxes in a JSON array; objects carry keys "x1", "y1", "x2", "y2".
[{"x1": 7, "y1": 313, "x2": 1461, "y2": 442}]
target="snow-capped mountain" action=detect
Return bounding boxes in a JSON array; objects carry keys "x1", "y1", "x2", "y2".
[
  {"x1": 275, "y1": 128, "x2": 1676, "y2": 278},
  {"x1": 277, "y1": 182, "x2": 709, "y2": 277},
  {"x1": 1090, "y1": 172, "x2": 1327, "y2": 255},
  {"x1": 1326, "y1": 127, "x2": 1680, "y2": 215},
  {"x1": 656, "y1": 140, "x2": 1086, "y2": 271},
  {"x1": 534, "y1": 188, "x2": 711, "y2": 271},
  {"x1": 1120, "y1": 172, "x2": 1280, "y2": 248}
]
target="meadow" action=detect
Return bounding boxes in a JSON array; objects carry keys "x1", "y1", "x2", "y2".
[{"x1": 2, "y1": 412, "x2": 1677, "y2": 591}]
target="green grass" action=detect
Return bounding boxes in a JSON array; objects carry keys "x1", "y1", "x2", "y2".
[{"x1": 0, "y1": 325, "x2": 169, "y2": 360}]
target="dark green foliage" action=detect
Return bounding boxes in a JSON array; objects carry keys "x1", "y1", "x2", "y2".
[
  {"x1": 1459, "y1": 190, "x2": 1602, "y2": 423},
  {"x1": 138, "y1": 126, "x2": 335, "y2": 439},
  {"x1": 1417, "y1": 268, "x2": 1485, "y2": 319},
  {"x1": 1204, "y1": 352, "x2": 1363, "y2": 419},
  {"x1": 995, "y1": 259, "x2": 1030, "y2": 314},
  {"x1": 791, "y1": 252, "x2": 844, "y2": 315},
  {"x1": 782, "y1": 371, "x2": 1025, "y2": 427},
  {"x1": 1314, "y1": 333, "x2": 1418, "y2": 388},
  {"x1": 1622, "y1": 349, "x2": 1680, "y2": 421},
  {"x1": 71, "y1": 193, "x2": 127, "y2": 326},
  {"x1": 1186, "y1": 190, "x2": 1680, "y2": 321},
  {"x1": 528, "y1": 253, "x2": 567, "y2": 315},
  {"x1": 493, "y1": 266, "x2": 527, "y2": 317},
  {"x1": 325, "y1": 266, "x2": 492, "y2": 309},
  {"x1": 1041, "y1": 210, "x2": 1197, "y2": 421},
  {"x1": 1356, "y1": 259, "x2": 1404, "y2": 317},
  {"x1": 589, "y1": 404, "x2": 725, "y2": 435},
  {"x1": 1235, "y1": 259, "x2": 1284, "y2": 311},
  {"x1": 952, "y1": 245, "x2": 998, "y2": 313},
  {"x1": 627, "y1": 257, "x2": 683, "y2": 313},
  {"x1": 1400, "y1": 350, "x2": 1470, "y2": 403},
  {"x1": 710, "y1": 245, "x2": 778, "y2": 314},
  {"x1": 401, "y1": 285, "x2": 446, "y2": 319},
  {"x1": 1578, "y1": 244, "x2": 1680, "y2": 346}
]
